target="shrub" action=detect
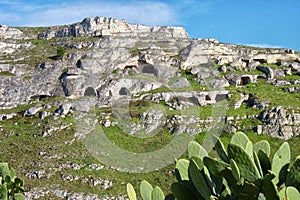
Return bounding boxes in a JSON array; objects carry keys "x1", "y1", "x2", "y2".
[
  {"x1": 127, "y1": 132, "x2": 300, "y2": 200},
  {"x1": 56, "y1": 46, "x2": 66, "y2": 58}
]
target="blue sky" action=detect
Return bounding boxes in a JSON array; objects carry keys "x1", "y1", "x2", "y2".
[{"x1": 0, "y1": 0, "x2": 299, "y2": 51}]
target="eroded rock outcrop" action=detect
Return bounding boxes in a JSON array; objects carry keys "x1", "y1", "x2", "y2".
[
  {"x1": 1, "y1": 16, "x2": 300, "y2": 139},
  {"x1": 0, "y1": 24, "x2": 23, "y2": 39},
  {"x1": 39, "y1": 17, "x2": 189, "y2": 40},
  {"x1": 258, "y1": 107, "x2": 300, "y2": 139}
]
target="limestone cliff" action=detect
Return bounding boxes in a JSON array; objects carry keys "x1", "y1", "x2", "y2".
[
  {"x1": 1, "y1": 16, "x2": 300, "y2": 138},
  {"x1": 39, "y1": 16, "x2": 189, "y2": 39}
]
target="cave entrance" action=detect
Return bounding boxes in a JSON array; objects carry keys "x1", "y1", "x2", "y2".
[
  {"x1": 84, "y1": 87, "x2": 96, "y2": 96},
  {"x1": 76, "y1": 59, "x2": 82, "y2": 69},
  {"x1": 205, "y1": 95, "x2": 212, "y2": 101},
  {"x1": 240, "y1": 76, "x2": 251, "y2": 86},
  {"x1": 142, "y1": 65, "x2": 155, "y2": 74},
  {"x1": 119, "y1": 87, "x2": 130, "y2": 96}
]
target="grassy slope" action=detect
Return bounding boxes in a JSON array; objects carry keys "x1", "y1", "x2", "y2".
[{"x1": 0, "y1": 105, "x2": 299, "y2": 198}]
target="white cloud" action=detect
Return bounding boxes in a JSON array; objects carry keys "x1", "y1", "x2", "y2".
[
  {"x1": 243, "y1": 43, "x2": 284, "y2": 49},
  {"x1": 0, "y1": 0, "x2": 178, "y2": 27}
]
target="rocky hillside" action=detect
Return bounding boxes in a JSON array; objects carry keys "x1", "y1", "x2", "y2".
[{"x1": 1, "y1": 17, "x2": 300, "y2": 199}]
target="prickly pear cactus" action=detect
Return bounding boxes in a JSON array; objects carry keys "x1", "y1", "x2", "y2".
[
  {"x1": 272, "y1": 142, "x2": 290, "y2": 185},
  {"x1": 175, "y1": 159, "x2": 190, "y2": 181},
  {"x1": 188, "y1": 141, "x2": 208, "y2": 159},
  {"x1": 171, "y1": 182, "x2": 198, "y2": 200},
  {"x1": 227, "y1": 143, "x2": 261, "y2": 182},
  {"x1": 286, "y1": 186, "x2": 300, "y2": 199},
  {"x1": 151, "y1": 186, "x2": 164, "y2": 200},
  {"x1": 286, "y1": 155, "x2": 300, "y2": 191},
  {"x1": 140, "y1": 180, "x2": 153, "y2": 200},
  {"x1": 127, "y1": 183, "x2": 136, "y2": 200},
  {"x1": 188, "y1": 159, "x2": 211, "y2": 199},
  {"x1": 0, "y1": 162, "x2": 25, "y2": 200},
  {"x1": 126, "y1": 132, "x2": 300, "y2": 200},
  {"x1": 213, "y1": 135, "x2": 229, "y2": 163},
  {"x1": 230, "y1": 131, "x2": 253, "y2": 156},
  {"x1": 253, "y1": 140, "x2": 270, "y2": 157},
  {"x1": 230, "y1": 159, "x2": 240, "y2": 181}
]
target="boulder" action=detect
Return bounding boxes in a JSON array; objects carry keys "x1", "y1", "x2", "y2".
[
  {"x1": 290, "y1": 62, "x2": 300, "y2": 71},
  {"x1": 170, "y1": 77, "x2": 190, "y2": 88},
  {"x1": 256, "y1": 66, "x2": 274, "y2": 80},
  {"x1": 24, "y1": 104, "x2": 43, "y2": 116},
  {"x1": 56, "y1": 103, "x2": 72, "y2": 116},
  {"x1": 258, "y1": 107, "x2": 299, "y2": 139},
  {"x1": 209, "y1": 78, "x2": 230, "y2": 89},
  {"x1": 0, "y1": 113, "x2": 17, "y2": 120}
]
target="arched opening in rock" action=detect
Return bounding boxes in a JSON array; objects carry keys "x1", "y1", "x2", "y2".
[
  {"x1": 240, "y1": 76, "x2": 251, "y2": 86},
  {"x1": 142, "y1": 65, "x2": 155, "y2": 74},
  {"x1": 76, "y1": 59, "x2": 82, "y2": 69},
  {"x1": 253, "y1": 59, "x2": 267, "y2": 64},
  {"x1": 119, "y1": 87, "x2": 130, "y2": 96},
  {"x1": 205, "y1": 95, "x2": 212, "y2": 101},
  {"x1": 216, "y1": 94, "x2": 227, "y2": 102},
  {"x1": 84, "y1": 87, "x2": 96, "y2": 96}
]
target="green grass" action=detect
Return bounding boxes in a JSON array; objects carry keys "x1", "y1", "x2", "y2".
[
  {"x1": 278, "y1": 74, "x2": 300, "y2": 81},
  {"x1": 0, "y1": 114, "x2": 177, "y2": 197},
  {"x1": 226, "y1": 103, "x2": 262, "y2": 117},
  {"x1": 4, "y1": 35, "x2": 101, "y2": 67},
  {"x1": 103, "y1": 126, "x2": 174, "y2": 153},
  {"x1": 259, "y1": 63, "x2": 284, "y2": 69},
  {"x1": 229, "y1": 80, "x2": 300, "y2": 108},
  {"x1": 0, "y1": 71, "x2": 15, "y2": 76},
  {"x1": 181, "y1": 69, "x2": 208, "y2": 91},
  {"x1": 1, "y1": 111, "x2": 300, "y2": 198},
  {"x1": 16, "y1": 27, "x2": 49, "y2": 37},
  {"x1": 0, "y1": 104, "x2": 34, "y2": 115}
]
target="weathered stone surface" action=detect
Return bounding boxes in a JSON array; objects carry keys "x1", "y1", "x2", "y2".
[
  {"x1": 24, "y1": 104, "x2": 43, "y2": 116},
  {"x1": 0, "y1": 113, "x2": 17, "y2": 120},
  {"x1": 39, "y1": 17, "x2": 189, "y2": 40},
  {"x1": 245, "y1": 93, "x2": 269, "y2": 109},
  {"x1": 259, "y1": 107, "x2": 300, "y2": 139},
  {"x1": 140, "y1": 109, "x2": 165, "y2": 133},
  {"x1": 225, "y1": 73, "x2": 258, "y2": 87},
  {"x1": 256, "y1": 66, "x2": 274, "y2": 80},
  {"x1": 0, "y1": 18, "x2": 299, "y2": 138},
  {"x1": 0, "y1": 25, "x2": 23, "y2": 39},
  {"x1": 56, "y1": 102, "x2": 72, "y2": 116},
  {"x1": 282, "y1": 86, "x2": 300, "y2": 93},
  {"x1": 170, "y1": 77, "x2": 190, "y2": 88}
]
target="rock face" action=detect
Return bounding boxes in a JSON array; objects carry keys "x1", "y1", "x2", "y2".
[
  {"x1": 39, "y1": 17, "x2": 189, "y2": 39},
  {"x1": 0, "y1": 24, "x2": 23, "y2": 39},
  {"x1": 258, "y1": 107, "x2": 300, "y2": 139},
  {"x1": 1, "y1": 16, "x2": 300, "y2": 138}
]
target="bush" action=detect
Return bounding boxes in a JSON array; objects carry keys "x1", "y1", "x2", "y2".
[
  {"x1": 56, "y1": 46, "x2": 66, "y2": 58},
  {"x1": 127, "y1": 132, "x2": 300, "y2": 200},
  {"x1": 0, "y1": 163, "x2": 25, "y2": 200}
]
